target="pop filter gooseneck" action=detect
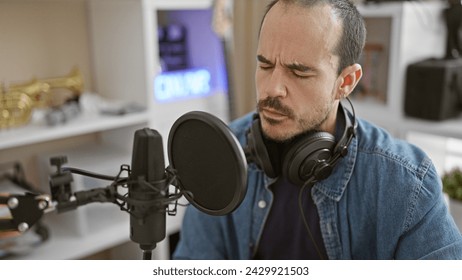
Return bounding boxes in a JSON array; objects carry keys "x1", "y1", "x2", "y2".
[{"x1": 168, "y1": 111, "x2": 248, "y2": 216}]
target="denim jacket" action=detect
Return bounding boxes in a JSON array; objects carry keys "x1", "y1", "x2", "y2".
[{"x1": 173, "y1": 111, "x2": 462, "y2": 260}]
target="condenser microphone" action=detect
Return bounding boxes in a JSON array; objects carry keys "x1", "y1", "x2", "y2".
[{"x1": 128, "y1": 128, "x2": 168, "y2": 259}]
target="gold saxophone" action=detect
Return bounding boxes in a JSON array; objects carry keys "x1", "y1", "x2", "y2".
[{"x1": 0, "y1": 68, "x2": 84, "y2": 129}]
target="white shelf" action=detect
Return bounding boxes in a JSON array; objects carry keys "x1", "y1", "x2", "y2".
[
  {"x1": 9, "y1": 218, "x2": 130, "y2": 260},
  {"x1": 149, "y1": 0, "x2": 213, "y2": 10},
  {"x1": 0, "y1": 111, "x2": 149, "y2": 150},
  {"x1": 403, "y1": 115, "x2": 462, "y2": 140},
  {"x1": 8, "y1": 209, "x2": 185, "y2": 260}
]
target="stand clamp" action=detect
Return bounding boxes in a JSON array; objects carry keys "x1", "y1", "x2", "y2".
[{"x1": 0, "y1": 193, "x2": 52, "y2": 233}]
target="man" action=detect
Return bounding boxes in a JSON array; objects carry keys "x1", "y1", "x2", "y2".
[{"x1": 173, "y1": 0, "x2": 462, "y2": 259}]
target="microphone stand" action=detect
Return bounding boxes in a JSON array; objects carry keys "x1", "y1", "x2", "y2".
[
  {"x1": 52, "y1": 156, "x2": 184, "y2": 260},
  {"x1": 1, "y1": 155, "x2": 184, "y2": 260}
]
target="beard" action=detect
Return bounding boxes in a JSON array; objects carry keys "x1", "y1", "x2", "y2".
[{"x1": 257, "y1": 96, "x2": 335, "y2": 142}]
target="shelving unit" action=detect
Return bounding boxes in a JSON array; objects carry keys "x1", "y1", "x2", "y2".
[
  {"x1": 1, "y1": 0, "x2": 225, "y2": 259},
  {"x1": 356, "y1": 1, "x2": 452, "y2": 138}
]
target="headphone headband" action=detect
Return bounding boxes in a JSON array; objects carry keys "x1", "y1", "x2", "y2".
[{"x1": 332, "y1": 97, "x2": 356, "y2": 159}]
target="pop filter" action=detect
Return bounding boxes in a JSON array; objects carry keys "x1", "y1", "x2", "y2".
[{"x1": 168, "y1": 111, "x2": 247, "y2": 216}]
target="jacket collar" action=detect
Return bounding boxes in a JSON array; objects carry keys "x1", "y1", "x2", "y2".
[
  {"x1": 313, "y1": 111, "x2": 358, "y2": 202},
  {"x1": 314, "y1": 132, "x2": 357, "y2": 201}
]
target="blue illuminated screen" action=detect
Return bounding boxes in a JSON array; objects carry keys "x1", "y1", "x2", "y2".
[{"x1": 154, "y1": 9, "x2": 228, "y2": 103}]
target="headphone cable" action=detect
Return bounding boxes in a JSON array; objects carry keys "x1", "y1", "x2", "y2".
[{"x1": 298, "y1": 180, "x2": 326, "y2": 260}]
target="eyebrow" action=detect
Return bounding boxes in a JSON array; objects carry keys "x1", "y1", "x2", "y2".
[
  {"x1": 257, "y1": 54, "x2": 314, "y2": 73},
  {"x1": 256, "y1": 54, "x2": 273, "y2": 65}
]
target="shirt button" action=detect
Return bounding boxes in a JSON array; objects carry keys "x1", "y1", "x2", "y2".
[{"x1": 258, "y1": 200, "x2": 267, "y2": 209}]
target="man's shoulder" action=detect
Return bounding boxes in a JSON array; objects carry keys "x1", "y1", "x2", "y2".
[
  {"x1": 355, "y1": 117, "x2": 431, "y2": 173},
  {"x1": 228, "y1": 112, "x2": 255, "y2": 142}
]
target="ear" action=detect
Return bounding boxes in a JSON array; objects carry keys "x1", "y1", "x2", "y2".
[{"x1": 336, "y1": 63, "x2": 362, "y2": 99}]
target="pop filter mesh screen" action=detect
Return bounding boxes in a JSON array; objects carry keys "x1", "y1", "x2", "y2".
[{"x1": 169, "y1": 118, "x2": 239, "y2": 212}]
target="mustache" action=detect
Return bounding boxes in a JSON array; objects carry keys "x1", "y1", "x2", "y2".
[{"x1": 257, "y1": 97, "x2": 294, "y2": 118}]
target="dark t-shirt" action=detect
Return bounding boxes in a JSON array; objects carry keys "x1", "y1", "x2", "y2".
[{"x1": 253, "y1": 177, "x2": 327, "y2": 259}]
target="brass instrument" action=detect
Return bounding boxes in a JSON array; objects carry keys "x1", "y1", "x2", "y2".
[
  {"x1": 8, "y1": 67, "x2": 84, "y2": 108},
  {"x1": 0, "y1": 68, "x2": 84, "y2": 129},
  {"x1": 0, "y1": 91, "x2": 33, "y2": 128}
]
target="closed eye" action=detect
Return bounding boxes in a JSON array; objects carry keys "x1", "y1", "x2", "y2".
[
  {"x1": 287, "y1": 63, "x2": 316, "y2": 79},
  {"x1": 291, "y1": 70, "x2": 313, "y2": 79},
  {"x1": 258, "y1": 64, "x2": 273, "y2": 70}
]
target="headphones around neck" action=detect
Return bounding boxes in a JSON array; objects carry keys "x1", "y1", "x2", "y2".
[{"x1": 245, "y1": 98, "x2": 357, "y2": 186}]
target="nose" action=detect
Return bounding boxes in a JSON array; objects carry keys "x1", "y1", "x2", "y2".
[{"x1": 264, "y1": 67, "x2": 287, "y2": 98}]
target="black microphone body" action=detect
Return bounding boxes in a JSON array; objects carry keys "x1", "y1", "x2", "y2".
[{"x1": 129, "y1": 128, "x2": 168, "y2": 253}]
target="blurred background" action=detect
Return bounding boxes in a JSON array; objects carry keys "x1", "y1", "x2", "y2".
[{"x1": 1, "y1": 0, "x2": 462, "y2": 259}]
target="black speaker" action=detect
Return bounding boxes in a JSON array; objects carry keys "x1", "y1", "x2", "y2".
[{"x1": 404, "y1": 58, "x2": 462, "y2": 121}]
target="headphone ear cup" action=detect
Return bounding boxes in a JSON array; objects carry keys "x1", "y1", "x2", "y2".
[
  {"x1": 282, "y1": 132, "x2": 336, "y2": 186},
  {"x1": 246, "y1": 118, "x2": 278, "y2": 178}
]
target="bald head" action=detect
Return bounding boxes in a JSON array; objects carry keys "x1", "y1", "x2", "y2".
[{"x1": 260, "y1": 0, "x2": 366, "y2": 74}]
